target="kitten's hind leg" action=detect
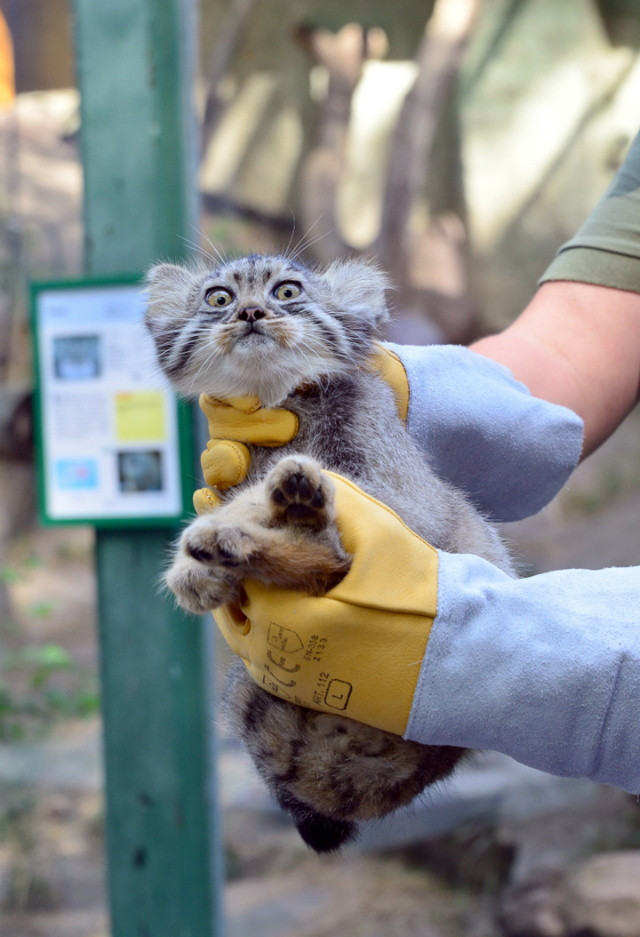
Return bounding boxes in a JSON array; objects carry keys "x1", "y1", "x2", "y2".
[
  {"x1": 166, "y1": 459, "x2": 351, "y2": 613},
  {"x1": 259, "y1": 455, "x2": 351, "y2": 594},
  {"x1": 266, "y1": 455, "x2": 335, "y2": 530}
]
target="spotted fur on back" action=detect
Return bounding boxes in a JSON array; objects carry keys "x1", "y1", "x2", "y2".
[{"x1": 145, "y1": 253, "x2": 514, "y2": 852}]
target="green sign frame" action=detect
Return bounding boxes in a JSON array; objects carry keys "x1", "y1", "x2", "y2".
[{"x1": 30, "y1": 274, "x2": 193, "y2": 529}]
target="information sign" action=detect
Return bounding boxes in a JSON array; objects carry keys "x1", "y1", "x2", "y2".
[{"x1": 30, "y1": 277, "x2": 192, "y2": 527}]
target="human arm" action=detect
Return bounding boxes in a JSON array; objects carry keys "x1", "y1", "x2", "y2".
[
  {"x1": 226, "y1": 475, "x2": 640, "y2": 794},
  {"x1": 198, "y1": 126, "x2": 640, "y2": 515},
  {"x1": 195, "y1": 346, "x2": 585, "y2": 523},
  {"x1": 472, "y1": 130, "x2": 640, "y2": 458},
  {"x1": 196, "y1": 130, "x2": 640, "y2": 795},
  {"x1": 472, "y1": 282, "x2": 640, "y2": 458},
  {"x1": 407, "y1": 554, "x2": 640, "y2": 791}
]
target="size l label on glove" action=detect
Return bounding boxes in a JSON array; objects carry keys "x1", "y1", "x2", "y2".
[
  {"x1": 260, "y1": 622, "x2": 352, "y2": 712},
  {"x1": 212, "y1": 473, "x2": 441, "y2": 737}
]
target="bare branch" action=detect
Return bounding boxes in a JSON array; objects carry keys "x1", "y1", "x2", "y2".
[
  {"x1": 297, "y1": 23, "x2": 386, "y2": 263},
  {"x1": 377, "y1": 0, "x2": 482, "y2": 283},
  {"x1": 201, "y1": 0, "x2": 258, "y2": 150}
]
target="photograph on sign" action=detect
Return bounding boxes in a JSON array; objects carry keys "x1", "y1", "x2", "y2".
[{"x1": 31, "y1": 279, "x2": 190, "y2": 526}]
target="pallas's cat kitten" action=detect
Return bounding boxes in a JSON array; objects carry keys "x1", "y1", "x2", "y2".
[{"x1": 145, "y1": 253, "x2": 513, "y2": 852}]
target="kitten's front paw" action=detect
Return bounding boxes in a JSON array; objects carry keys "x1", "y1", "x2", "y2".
[
  {"x1": 182, "y1": 519, "x2": 257, "y2": 569},
  {"x1": 166, "y1": 516, "x2": 259, "y2": 613},
  {"x1": 165, "y1": 556, "x2": 233, "y2": 613},
  {"x1": 267, "y1": 456, "x2": 335, "y2": 529}
]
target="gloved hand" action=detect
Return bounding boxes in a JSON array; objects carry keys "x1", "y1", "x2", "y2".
[
  {"x1": 194, "y1": 395, "x2": 299, "y2": 511},
  {"x1": 192, "y1": 343, "x2": 421, "y2": 734},
  {"x1": 216, "y1": 472, "x2": 439, "y2": 736},
  {"x1": 192, "y1": 343, "x2": 409, "y2": 511}
]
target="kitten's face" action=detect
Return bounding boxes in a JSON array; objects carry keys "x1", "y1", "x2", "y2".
[{"x1": 145, "y1": 254, "x2": 389, "y2": 406}]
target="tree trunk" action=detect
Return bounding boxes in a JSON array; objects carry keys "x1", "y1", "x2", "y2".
[
  {"x1": 200, "y1": 0, "x2": 258, "y2": 152},
  {"x1": 296, "y1": 23, "x2": 387, "y2": 263},
  {"x1": 377, "y1": 0, "x2": 482, "y2": 285},
  {"x1": 0, "y1": 387, "x2": 35, "y2": 623}
]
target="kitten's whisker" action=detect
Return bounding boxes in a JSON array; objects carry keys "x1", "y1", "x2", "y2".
[
  {"x1": 288, "y1": 343, "x2": 315, "y2": 374},
  {"x1": 178, "y1": 232, "x2": 217, "y2": 265},
  {"x1": 289, "y1": 232, "x2": 336, "y2": 266},
  {"x1": 176, "y1": 227, "x2": 227, "y2": 269},
  {"x1": 287, "y1": 216, "x2": 330, "y2": 263},
  {"x1": 296, "y1": 332, "x2": 353, "y2": 365},
  {"x1": 187, "y1": 340, "x2": 223, "y2": 394},
  {"x1": 285, "y1": 215, "x2": 313, "y2": 261},
  {"x1": 283, "y1": 210, "x2": 297, "y2": 262},
  {"x1": 199, "y1": 227, "x2": 228, "y2": 267}
]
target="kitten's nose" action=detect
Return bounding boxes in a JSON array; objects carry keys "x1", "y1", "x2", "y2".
[{"x1": 237, "y1": 306, "x2": 266, "y2": 322}]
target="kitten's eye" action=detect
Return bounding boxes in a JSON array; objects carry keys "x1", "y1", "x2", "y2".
[
  {"x1": 204, "y1": 287, "x2": 233, "y2": 308},
  {"x1": 273, "y1": 281, "x2": 302, "y2": 301}
]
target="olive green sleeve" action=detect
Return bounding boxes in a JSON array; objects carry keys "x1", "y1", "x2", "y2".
[{"x1": 540, "y1": 131, "x2": 640, "y2": 292}]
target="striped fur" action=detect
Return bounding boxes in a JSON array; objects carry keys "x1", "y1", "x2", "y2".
[
  {"x1": 145, "y1": 254, "x2": 388, "y2": 407},
  {"x1": 145, "y1": 254, "x2": 514, "y2": 852}
]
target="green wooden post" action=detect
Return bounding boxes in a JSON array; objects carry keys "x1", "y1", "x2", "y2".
[{"x1": 72, "y1": 2, "x2": 222, "y2": 934}]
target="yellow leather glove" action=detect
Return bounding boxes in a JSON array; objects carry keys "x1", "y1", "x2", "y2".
[
  {"x1": 192, "y1": 343, "x2": 409, "y2": 511},
  {"x1": 215, "y1": 473, "x2": 438, "y2": 736},
  {"x1": 194, "y1": 395, "x2": 300, "y2": 511},
  {"x1": 367, "y1": 343, "x2": 409, "y2": 423}
]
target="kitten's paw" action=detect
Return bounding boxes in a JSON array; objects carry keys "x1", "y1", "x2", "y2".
[
  {"x1": 166, "y1": 515, "x2": 261, "y2": 612},
  {"x1": 165, "y1": 556, "x2": 234, "y2": 613},
  {"x1": 267, "y1": 456, "x2": 334, "y2": 529},
  {"x1": 182, "y1": 520, "x2": 257, "y2": 569}
]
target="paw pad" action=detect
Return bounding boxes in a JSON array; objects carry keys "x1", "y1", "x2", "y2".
[{"x1": 268, "y1": 460, "x2": 330, "y2": 527}]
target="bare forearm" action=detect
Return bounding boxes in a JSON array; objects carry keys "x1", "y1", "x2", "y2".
[{"x1": 472, "y1": 281, "x2": 640, "y2": 457}]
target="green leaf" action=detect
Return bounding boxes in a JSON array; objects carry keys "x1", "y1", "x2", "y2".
[
  {"x1": 27, "y1": 602, "x2": 55, "y2": 619},
  {"x1": 35, "y1": 644, "x2": 72, "y2": 669}
]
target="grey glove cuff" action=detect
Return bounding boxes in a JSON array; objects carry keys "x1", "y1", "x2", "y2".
[{"x1": 387, "y1": 343, "x2": 583, "y2": 523}]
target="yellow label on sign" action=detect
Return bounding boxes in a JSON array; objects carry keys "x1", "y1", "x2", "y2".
[{"x1": 115, "y1": 391, "x2": 166, "y2": 442}]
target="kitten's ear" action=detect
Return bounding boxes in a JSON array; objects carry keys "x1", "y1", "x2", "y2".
[
  {"x1": 145, "y1": 263, "x2": 193, "y2": 321},
  {"x1": 322, "y1": 259, "x2": 391, "y2": 330}
]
